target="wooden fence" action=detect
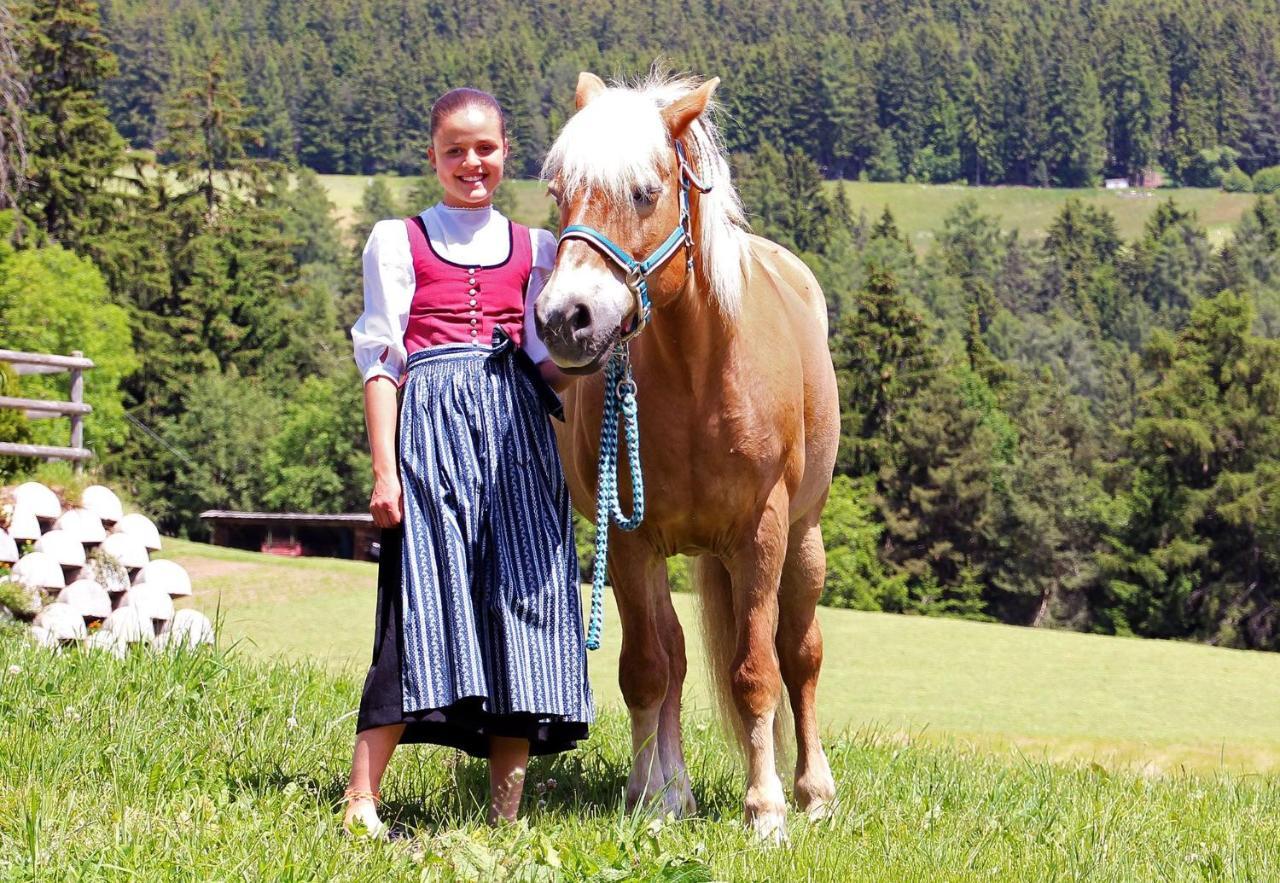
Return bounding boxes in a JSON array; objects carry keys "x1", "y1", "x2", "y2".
[{"x1": 0, "y1": 348, "x2": 94, "y2": 468}]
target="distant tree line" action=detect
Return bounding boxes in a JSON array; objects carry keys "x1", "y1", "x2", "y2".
[
  {"x1": 93, "y1": 0, "x2": 1280, "y2": 186},
  {"x1": 5, "y1": 1, "x2": 1280, "y2": 652},
  {"x1": 735, "y1": 145, "x2": 1280, "y2": 649}
]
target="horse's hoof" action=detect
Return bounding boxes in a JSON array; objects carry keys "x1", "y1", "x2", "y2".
[
  {"x1": 745, "y1": 781, "x2": 788, "y2": 844},
  {"x1": 794, "y1": 771, "x2": 837, "y2": 820}
]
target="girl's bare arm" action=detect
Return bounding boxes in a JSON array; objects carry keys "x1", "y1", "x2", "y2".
[{"x1": 365, "y1": 377, "x2": 402, "y2": 528}]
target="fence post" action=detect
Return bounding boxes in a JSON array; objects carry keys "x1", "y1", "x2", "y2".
[{"x1": 69, "y1": 350, "x2": 84, "y2": 472}]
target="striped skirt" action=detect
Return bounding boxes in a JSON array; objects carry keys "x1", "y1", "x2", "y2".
[{"x1": 356, "y1": 332, "x2": 593, "y2": 758}]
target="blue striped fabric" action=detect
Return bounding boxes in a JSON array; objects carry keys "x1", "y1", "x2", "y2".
[{"x1": 397, "y1": 336, "x2": 593, "y2": 726}]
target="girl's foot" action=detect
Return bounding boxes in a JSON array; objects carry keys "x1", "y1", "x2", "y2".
[{"x1": 341, "y1": 788, "x2": 386, "y2": 839}]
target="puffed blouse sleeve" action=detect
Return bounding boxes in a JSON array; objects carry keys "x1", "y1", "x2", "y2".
[
  {"x1": 351, "y1": 219, "x2": 414, "y2": 385},
  {"x1": 522, "y1": 227, "x2": 558, "y2": 365}
]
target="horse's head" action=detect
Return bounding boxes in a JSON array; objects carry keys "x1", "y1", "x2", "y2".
[{"x1": 537, "y1": 72, "x2": 746, "y2": 373}]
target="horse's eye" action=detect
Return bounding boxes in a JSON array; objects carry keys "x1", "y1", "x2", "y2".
[{"x1": 632, "y1": 186, "x2": 658, "y2": 207}]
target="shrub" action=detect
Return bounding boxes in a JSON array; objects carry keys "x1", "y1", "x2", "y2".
[
  {"x1": 1252, "y1": 166, "x2": 1280, "y2": 194},
  {"x1": 1221, "y1": 166, "x2": 1253, "y2": 193}
]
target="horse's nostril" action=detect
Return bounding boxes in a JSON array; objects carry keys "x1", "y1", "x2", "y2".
[{"x1": 570, "y1": 303, "x2": 592, "y2": 333}]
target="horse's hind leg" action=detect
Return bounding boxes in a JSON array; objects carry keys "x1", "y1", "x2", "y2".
[
  {"x1": 778, "y1": 515, "x2": 836, "y2": 818},
  {"x1": 724, "y1": 486, "x2": 791, "y2": 841}
]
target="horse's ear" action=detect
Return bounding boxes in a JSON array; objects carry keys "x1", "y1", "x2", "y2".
[
  {"x1": 661, "y1": 77, "x2": 720, "y2": 138},
  {"x1": 575, "y1": 72, "x2": 607, "y2": 110}
]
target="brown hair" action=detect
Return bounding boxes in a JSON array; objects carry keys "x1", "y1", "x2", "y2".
[{"x1": 429, "y1": 87, "x2": 507, "y2": 140}]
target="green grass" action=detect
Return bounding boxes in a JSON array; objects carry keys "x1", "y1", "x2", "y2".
[
  {"x1": 2, "y1": 627, "x2": 1278, "y2": 880},
  {"x1": 835, "y1": 181, "x2": 1257, "y2": 252},
  {"x1": 315, "y1": 175, "x2": 1258, "y2": 253},
  {"x1": 162, "y1": 540, "x2": 1280, "y2": 773}
]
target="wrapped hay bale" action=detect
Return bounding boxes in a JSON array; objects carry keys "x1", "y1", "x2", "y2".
[
  {"x1": 102, "y1": 605, "x2": 153, "y2": 645},
  {"x1": 34, "y1": 602, "x2": 87, "y2": 643},
  {"x1": 55, "y1": 508, "x2": 107, "y2": 545},
  {"x1": 159, "y1": 608, "x2": 215, "y2": 651},
  {"x1": 59, "y1": 578, "x2": 112, "y2": 621},
  {"x1": 113, "y1": 513, "x2": 161, "y2": 552},
  {"x1": 81, "y1": 485, "x2": 124, "y2": 526},
  {"x1": 35, "y1": 529, "x2": 87, "y2": 569},
  {"x1": 13, "y1": 551, "x2": 66, "y2": 592},
  {"x1": 134, "y1": 559, "x2": 192, "y2": 597},
  {"x1": 13, "y1": 482, "x2": 61, "y2": 522}
]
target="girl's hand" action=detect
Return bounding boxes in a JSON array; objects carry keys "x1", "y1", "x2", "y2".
[{"x1": 369, "y1": 476, "x2": 403, "y2": 528}]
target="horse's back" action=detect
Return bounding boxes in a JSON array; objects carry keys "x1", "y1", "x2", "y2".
[{"x1": 743, "y1": 234, "x2": 829, "y2": 340}]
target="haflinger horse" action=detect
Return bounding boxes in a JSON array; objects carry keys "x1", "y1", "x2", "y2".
[{"x1": 536, "y1": 71, "x2": 839, "y2": 840}]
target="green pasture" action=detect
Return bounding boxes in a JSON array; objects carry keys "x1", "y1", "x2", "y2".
[
  {"x1": 164, "y1": 539, "x2": 1280, "y2": 773},
  {"x1": 317, "y1": 175, "x2": 1257, "y2": 252}
]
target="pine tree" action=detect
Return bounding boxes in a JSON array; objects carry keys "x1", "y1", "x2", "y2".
[
  {"x1": 0, "y1": 6, "x2": 28, "y2": 211},
  {"x1": 830, "y1": 262, "x2": 934, "y2": 477},
  {"x1": 159, "y1": 51, "x2": 263, "y2": 213},
  {"x1": 18, "y1": 0, "x2": 126, "y2": 244}
]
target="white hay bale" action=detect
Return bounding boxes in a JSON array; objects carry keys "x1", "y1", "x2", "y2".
[
  {"x1": 113, "y1": 513, "x2": 161, "y2": 552},
  {"x1": 119, "y1": 585, "x2": 174, "y2": 631},
  {"x1": 35, "y1": 602, "x2": 87, "y2": 642},
  {"x1": 34, "y1": 530, "x2": 87, "y2": 568},
  {"x1": 29, "y1": 624, "x2": 59, "y2": 649},
  {"x1": 103, "y1": 605, "x2": 154, "y2": 644},
  {"x1": 55, "y1": 508, "x2": 107, "y2": 544},
  {"x1": 7, "y1": 505, "x2": 42, "y2": 542},
  {"x1": 12, "y1": 551, "x2": 66, "y2": 590},
  {"x1": 0, "y1": 527, "x2": 17, "y2": 564},
  {"x1": 13, "y1": 482, "x2": 61, "y2": 521},
  {"x1": 59, "y1": 578, "x2": 113, "y2": 620},
  {"x1": 160, "y1": 609, "x2": 215, "y2": 650},
  {"x1": 135, "y1": 559, "x2": 192, "y2": 597},
  {"x1": 101, "y1": 533, "x2": 149, "y2": 570},
  {"x1": 86, "y1": 629, "x2": 127, "y2": 659},
  {"x1": 81, "y1": 485, "x2": 124, "y2": 525}
]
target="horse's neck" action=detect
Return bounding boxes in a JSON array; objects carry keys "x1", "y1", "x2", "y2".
[{"x1": 633, "y1": 278, "x2": 732, "y2": 396}]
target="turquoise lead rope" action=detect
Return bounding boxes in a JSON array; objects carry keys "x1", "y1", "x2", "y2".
[{"x1": 585, "y1": 345, "x2": 644, "y2": 650}]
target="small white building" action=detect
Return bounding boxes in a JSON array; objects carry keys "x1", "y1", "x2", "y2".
[{"x1": 1104, "y1": 177, "x2": 1130, "y2": 189}]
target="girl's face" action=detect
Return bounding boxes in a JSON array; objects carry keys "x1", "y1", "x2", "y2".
[{"x1": 428, "y1": 104, "x2": 508, "y2": 208}]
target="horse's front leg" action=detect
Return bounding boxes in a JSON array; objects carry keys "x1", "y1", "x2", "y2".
[
  {"x1": 725, "y1": 484, "x2": 791, "y2": 842},
  {"x1": 609, "y1": 537, "x2": 689, "y2": 816}
]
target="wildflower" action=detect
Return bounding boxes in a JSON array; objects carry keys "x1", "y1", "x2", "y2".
[
  {"x1": 7, "y1": 664, "x2": 20, "y2": 676},
  {"x1": 545, "y1": 778, "x2": 557, "y2": 791},
  {"x1": 286, "y1": 716, "x2": 298, "y2": 729},
  {"x1": 64, "y1": 707, "x2": 81, "y2": 723}
]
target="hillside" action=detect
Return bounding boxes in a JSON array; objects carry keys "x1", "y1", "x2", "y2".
[
  {"x1": 319, "y1": 175, "x2": 1258, "y2": 253},
  {"x1": 165, "y1": 540, "x2": 1280, "y2": 773}
]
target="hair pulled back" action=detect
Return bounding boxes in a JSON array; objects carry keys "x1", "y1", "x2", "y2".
[{"x1": 430, "y1": 87, "x2": 507, "y2": 140}]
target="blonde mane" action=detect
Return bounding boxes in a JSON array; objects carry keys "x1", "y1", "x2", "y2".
[{"x1": 542, "y1": 73, "x2": 749, "y2": 319}]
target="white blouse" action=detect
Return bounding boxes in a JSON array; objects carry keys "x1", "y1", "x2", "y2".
[{"x1": 351, "y1": 203, "x2": 557, "y2": 385}]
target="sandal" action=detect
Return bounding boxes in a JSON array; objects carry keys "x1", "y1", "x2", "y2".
[{"x1": 341, "y1": 788, "x2": 387, "y2": 839}]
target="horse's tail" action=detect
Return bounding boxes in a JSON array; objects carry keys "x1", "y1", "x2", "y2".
[{"x1": 694, "y1": 555, "x2": 793, "y2": 775}]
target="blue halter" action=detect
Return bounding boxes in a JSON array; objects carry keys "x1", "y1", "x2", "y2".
[
  {"x1": 555, "y1": 139, "x2": 712, "y2": 650},
  {"x1": 557, "y1": 140, "x2": 710, "y2": 342}
]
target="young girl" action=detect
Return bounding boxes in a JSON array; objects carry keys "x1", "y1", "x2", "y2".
[{"x1": 343, "y1": 87, "x2": 592, "y2": 835}]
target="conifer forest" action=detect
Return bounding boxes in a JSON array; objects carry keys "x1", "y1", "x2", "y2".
[{"x1": 4, "y1": 0, "x2": 1280, "y2": 651}]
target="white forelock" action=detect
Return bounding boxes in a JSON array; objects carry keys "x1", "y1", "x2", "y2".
[{"x1": 542, "y1": 73, "x2": 749, "y2": 319}]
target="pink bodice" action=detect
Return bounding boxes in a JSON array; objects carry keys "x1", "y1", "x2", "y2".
[{"x1": 402, "y1": 215, "x2": 532, "y2": 353}]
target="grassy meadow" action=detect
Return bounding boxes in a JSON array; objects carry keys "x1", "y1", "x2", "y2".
[
  {"x1": 318, "y1": 175, "x2": 1257, "y2": 253},
  {"x1": 168, "y1": 539, "x2": 1280, "y2": 774},
  {"x1": 4, "y1": 540, "x2": 1280, "y2": 879}
]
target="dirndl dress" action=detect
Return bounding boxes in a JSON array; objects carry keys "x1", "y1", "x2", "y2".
[{"x1": 356, "y1": 327, "x2": 593, "y2": 758}]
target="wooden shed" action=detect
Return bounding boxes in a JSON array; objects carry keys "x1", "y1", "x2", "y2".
[{"x1": 199, "y1": 511, "x2": 380, "y2": 561}]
